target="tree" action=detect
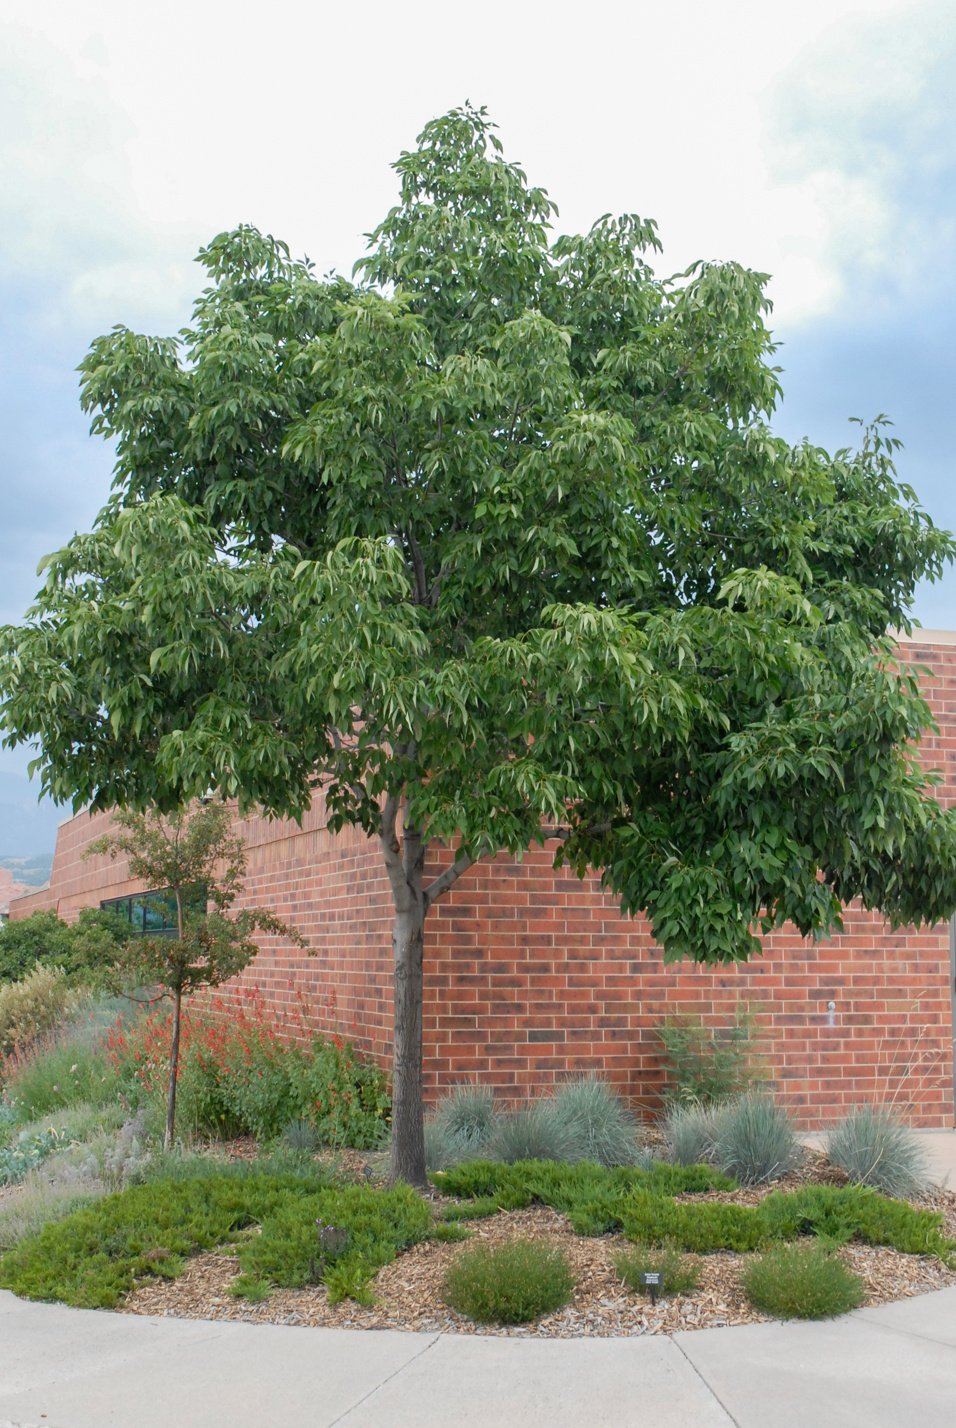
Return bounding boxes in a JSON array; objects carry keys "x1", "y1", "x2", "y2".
[
  {"x1": 2, "y1": 105, "x2": 956, "y2": 1185},
  {"x1": 88, "y1": 803, "x2": 303, "y2": 1149}
]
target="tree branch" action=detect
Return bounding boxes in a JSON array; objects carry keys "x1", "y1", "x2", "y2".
[
  {"x1": 405, "y1": 528, "x2": 429, "y2": 605},
  {"x1": 424, "y1": 850, "x2": 476, "y2": 910}
]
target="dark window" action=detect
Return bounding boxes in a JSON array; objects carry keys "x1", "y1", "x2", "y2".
[{"x1": 100, "y1": 886, "x2": 207, "y2": 937}]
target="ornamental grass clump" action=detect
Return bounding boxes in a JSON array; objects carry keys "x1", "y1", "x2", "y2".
[
  {"x1": 551, "y1": 1077, "x2": 643, "y2": 1167},
  {"x1": 487, "y1": 1100, "x2": 576, "y2": 1165},
  {"x1": 743, "y1": 1242, "x2": 865, "y2": 1320},
  {"x1": 826, "y1": 1106, "x2": 930, "y2": 1199},
  {"x1": 2, "y1": 1017, "x2": 119, "y2": 1121},
  {"x1": 710, "y1": 1093, "x2": 798, "y2": 1185},
  {"x1": 424, "y1": 1084, "x2": 496, "y2": 1170},
  {"x1": 661, "y1": 1102, "x2": 716, "y2": 1167},
  {"x1": 443, "y1": 1240, "x2": 574, "y2": 1324}
]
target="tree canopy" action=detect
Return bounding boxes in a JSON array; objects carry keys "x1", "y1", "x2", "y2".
[{"x1": 2, "y1": 105, "x2": 955, "y2": 1180}]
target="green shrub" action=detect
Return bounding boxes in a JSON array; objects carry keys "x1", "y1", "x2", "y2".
[
  {"x1": 440, "y1": 1196, "x2": 502, "y2": 1221},
  {"x1": 0, "y1": 910, "x2": 128, "y2": 988},
  {"x1": 487, "y1": 1101, "x2": 576, "y2": 1164},
  {"x1": 443, "y1": 1240, "x2": 574, "y2": 1324},
  {"x1": 0, "y1": 1162, "x2": 342, "y2": 1308},
  {"x1": 743, "y1": 1243, "x2": 865, "y2": 1319},
  {"x1": 285, "y1": 1036, "x2": 390, "y2": 1149},
  {"x1": 826, "y1": 1106, "x2": 930, "y2": 1198},
  {"x1": 661, "y1": 1102, "x2": 716, "y2": 1166},
  {"x1": 0, "y1": 965, "x2": 81, "y2": 1057},
  {"x1": 431, "y1": 1158, "x2": 736, "y2": 1239},
  {"x1": 235, "y1": 1180, "x2": 432, "y2": 1304},
  {"x1": 551, "y1": 1077, "x2": 643, "y2": 1167},
  {"x1": 430, "y1": 1221, "x2": 472, "y2": 1243},
  {"x1": 567, "y1": 1201, "x2": 620, "y2": 1236},
  {"x1": 614, "y1": 1243, "x2": 701, "y2": 1297},
  {"x1": 758, "y1": 1184, "x2": 860, "y2": 1245},
  {"x1": 621, "y1": 1182, "x2": 955, "y2": 1261},
  {"x1": 432, "y1": 1157, "x2": 733, "y2": 1204},
  {"x1": 657, "y1": 1007, "x2": 764, "y2": 1107},
  {"x1": 710, "y1": 1093, "x2": 797, "y2": 1185},
  {"x1": 623, "y1": 1191, "x2": 767, "y2": 1253},
  {"x1": 432, "y1": 1159, "x2": 509, "y2": 1199},
  {"x1": 640, "y1": 1162, "x2": 735, "y2": 1195}
]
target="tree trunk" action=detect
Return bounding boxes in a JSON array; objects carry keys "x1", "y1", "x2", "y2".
[
  {"x1": 390, "y1": 897, "x2": 427, "y2": 1186},
  {"x1": 165, "y1": 985, "x2": 182, "y2": 1151},
  {"x1": 380, "y1": 794, "x2": 428, "y2": 1188}
]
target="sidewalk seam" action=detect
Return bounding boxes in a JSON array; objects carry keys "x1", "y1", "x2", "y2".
[
  {"x1": 326, "y1": 1333, "x2": 441, "y2": 1427},
  {"x1": 671, "y1": 1339, "x2": 742, "y2": 1428},
  {"x1": 850, "y1": 1314, "x2": 956, "y2": 1352}
]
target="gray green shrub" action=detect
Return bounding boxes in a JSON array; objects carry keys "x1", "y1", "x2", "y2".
[
  {"x1": 825, "y1": 1106, "x2": 930, "y2": 1198},
  {"x1": 613, "y1": 1242, "x2": 701, "y2": 1297},
  {"x1": 433, "y1": 1084, "x2": 496, "y2": 1145},
  {"x1": 0, "y1": 1127, "x2": 67, "y2": 1186},
  {"x1": 443, "y1": 1240, "x2": 574, "y2": 1324},
  {"x1": 743, "y1": 1242, "x2": 865, "y2": 1319},
  {"x1": 0, "y1": 1176, "x2": 101, "y2": 1251}
]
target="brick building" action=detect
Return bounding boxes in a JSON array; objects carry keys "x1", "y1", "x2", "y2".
[{"x1": 10, "y1": 632, "x2": 956, "y2": 1129}]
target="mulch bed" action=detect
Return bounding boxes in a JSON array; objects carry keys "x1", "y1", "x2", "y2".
[{"x1": 122, "y1": 1147, "x2": 956, "y2": 1337}]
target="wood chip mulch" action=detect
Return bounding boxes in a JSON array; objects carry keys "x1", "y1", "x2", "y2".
[{"x1": 122, "y1": 1149, "x2": 956, "y2": 1338}]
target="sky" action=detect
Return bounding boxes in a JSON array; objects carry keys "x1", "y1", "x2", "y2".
[{"x1": 1, "y1": 0, "x2": 954, "y2": 856}]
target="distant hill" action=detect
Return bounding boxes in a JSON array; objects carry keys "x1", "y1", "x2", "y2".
[{"x1": 0, "y1": 853, "x2": 53, "y2": 888}]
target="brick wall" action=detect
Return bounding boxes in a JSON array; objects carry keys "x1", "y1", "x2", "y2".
[
  {"x1": 424, "y1": 849, "x2": 952, "y2": 1127},
  {"x1": 11, "y1": 635, "x2": 956, "y2": 1128}
]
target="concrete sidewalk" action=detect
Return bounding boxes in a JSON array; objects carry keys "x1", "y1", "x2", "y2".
[{"x1": 3, "y1": 1284, "x2": 956, "y2": 1428}]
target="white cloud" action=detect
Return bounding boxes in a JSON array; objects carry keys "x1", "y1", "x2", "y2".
[{"x1": 2, "y1": 0, "x2": 943, "y2": 338}]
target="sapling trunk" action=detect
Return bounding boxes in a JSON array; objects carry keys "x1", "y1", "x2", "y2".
[{"x1": 165, "y1": 984, "x2": 182, "y2": 1151}]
